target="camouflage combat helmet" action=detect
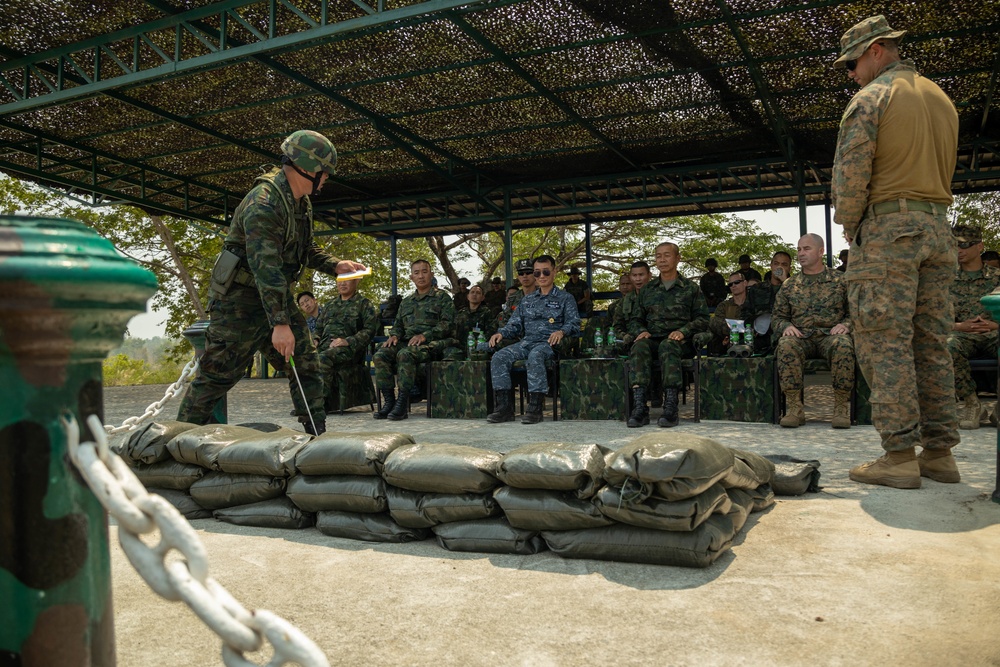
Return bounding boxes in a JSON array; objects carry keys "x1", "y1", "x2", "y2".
[{"x1": 281, "y1": 130, "x2": 338, "y2": 175}]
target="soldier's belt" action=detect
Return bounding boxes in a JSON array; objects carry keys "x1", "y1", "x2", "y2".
[{"x1": 868, "y1": 199, "x2": 946, "y2": 216}]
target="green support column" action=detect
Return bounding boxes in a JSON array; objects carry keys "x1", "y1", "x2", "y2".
[
  {"x1": 503, "y1": 217, "x2": 513, "y2": 287},
  {"x1": 0, "y1": 215, "x2": 157, "y2": 664},
  {"x1": 182, "y1": 320, "x2": 226, "y2": 424},
  {"x1": 980, "y1": 292, "x2": 1000, "y2": 503}
]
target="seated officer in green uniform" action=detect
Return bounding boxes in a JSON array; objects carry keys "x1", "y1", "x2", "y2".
[
  {"x1": 627, "y1": 242, "x2": 709, "y2": 428},
  {"x1": 443, "y1": 284, "x2": 497, "y2": 360},
  {"x1": 947, "y1": 225, "x2": 1000, "y2": 429},
  {"x1": 177, "y1": 130, "x2": 364, "y2": 436},
  {"x1": 317, "y1": 276, "x2": 378, "y2": 412},
  {"x1": 707, "y1": 272, "x2": 750, "y2": 355},
  {"x1": 373, "y1": 259, "x2": 457, "y2": 420}
]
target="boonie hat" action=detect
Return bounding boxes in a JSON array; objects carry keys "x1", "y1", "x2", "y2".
[
  {"x1": 516, "y1": 258, "x2": 533, "y2": 271},
  {"x1": 568, "y1": 267, "x2": 582, "y2": 275},
  {"x1": 834, "y1": 15, "x2": 906, "y2": 68},
  {"x1": 952, "y1": 225, "x2": 983, "y2": 244}
]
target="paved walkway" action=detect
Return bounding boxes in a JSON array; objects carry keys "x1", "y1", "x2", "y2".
[{"x1": 104, "y1": 380, "x2": 1000, "y2": 666}]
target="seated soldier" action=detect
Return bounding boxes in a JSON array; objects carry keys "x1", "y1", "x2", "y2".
[
  {"x1": 627, "y1": 242, "x2": 709, "y2": 428},
  {"x1": 455, "y1": 284, "x2": 497, "y2": 351},
  {"x1": 773, "y1": 234, "x2": 854, "y2": 429},
  {"x1": 373, "y1": 259, "x2": 457, "y2": 421},
  {"x1": 317, "y1": 276, "x2": 378, "y2": 412},
  {"x1": 741, "y1": 250, "x2": 792, "y2": 355},
  {"x1": 947, "y1": 225, "x2": 1000, "y2": 429},
  {"x1": 487, "y1": 255, "x2": 580, "y2": 424},
  {"x1": 707, "y1": 272, "x2": 749, "y2": 355},
  {"x1": 296, "y1": 291, "x2": 325, "y2": 347},
  {"x1": 607, "y1": 272, "x2": 633, "y2": 331}
]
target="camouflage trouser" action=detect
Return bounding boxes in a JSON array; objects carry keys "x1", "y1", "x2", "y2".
[
  {"x1": 318, "y1": 343, "x2": 366, "y2": 407},
  {"x1": 847, "y1": 210, "x2": 959, "y2": 452},
  {"x1": 178, "y1": 289, "x2": 324, "y2": 424},
  {"x1": 491, "y1": 340, "x2": 555, "y2": 393},
  {"x1": 947, "y1": 330, "x2": 998, "y2": 399},
  {"x1": 775, "y1": 333, "x2": 855, "y2": 392},
  {"x1": 373, "y1": 339, "x2": 452, "y2": 392},
  {"x1": 628, "y1": 336, "x2": 692, "y2": 390}
]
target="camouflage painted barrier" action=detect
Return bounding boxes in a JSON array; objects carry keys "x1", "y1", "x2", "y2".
[
  {"x1": 559, "y1": 358, "x2": 628, "y2": 421},
  {"x1": 427, "y1": 360, "x2": 492, "y2": 419},
  {"x1": 698, "y1": 356, "x2": 776, "y2": 423}
]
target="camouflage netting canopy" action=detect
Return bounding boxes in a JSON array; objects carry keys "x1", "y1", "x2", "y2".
[{"x1": 0, "y1": 0, "x2": 997, "y2": 238}]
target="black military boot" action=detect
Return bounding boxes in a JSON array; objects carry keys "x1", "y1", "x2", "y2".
[
  {"x1": 374, "y1": 388, "x2": 395, "y2": 420},
  {"x1": 487, "y1": 389, "x2": 515, "y2": 423},
  {"x1": 627, "y1": 387, "x2": 649, "y2": 428},
  {"x1": 303, "y1": 419, "x2": 326, "y2": 436},
  {"x1": 387, "y1": 393, "x2": 409, "y2": 421},
  {"x1": 657, "y1": 388, "x2": 679, "y2": 428},
  {"x1": 521, "y1": 392, "x2": 544, "y2": 424}
]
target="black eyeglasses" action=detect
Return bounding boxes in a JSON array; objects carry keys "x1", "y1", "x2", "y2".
[
  {"x1": 727, "y1": 279, "x2": 744, "y2": 288},
  {"x1": 533, "y1": 269, "x2": 552, "y2": 277},
  {"x1": 845, "y1": 59, "x2": 857, "y2": 72},
  {"x1": 517, "y1": 270, "x2": 533, "y2": 276},
  {"x1": 957, "y1": 240, "x2": 979, "y2": 249}
]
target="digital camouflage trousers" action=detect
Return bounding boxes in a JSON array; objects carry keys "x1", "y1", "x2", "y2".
[
  {"x1": 947, "y1": 330, "x2": 998, "y2": 399},
  {"x1": 775, "y1": 332, "x2": 855, "y2": 392}
]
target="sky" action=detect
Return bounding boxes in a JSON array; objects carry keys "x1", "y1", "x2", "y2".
[{"x1": 124, "y1": 203, "x2": 848, "y2": 339}]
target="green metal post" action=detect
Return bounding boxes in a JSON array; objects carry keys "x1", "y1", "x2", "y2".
[
  {"x1": 0, "y1": 215, "x2": 157, "y2": 664},
  {"x1": 182, "y1": 320, "x2": 226, "y2": 424},
  {"x1": 503, "y1": 217, "x2": 513, "y2": 287},
  {"x1": 980, "y1": 292, "x2": 1000, "y2": 503}
]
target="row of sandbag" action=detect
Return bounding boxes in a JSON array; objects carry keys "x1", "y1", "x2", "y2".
[{"x1": 121, "y1": 422, "x2": 821, "y2": 567}]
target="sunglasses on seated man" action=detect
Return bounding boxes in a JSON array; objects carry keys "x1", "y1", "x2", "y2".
[
  {"x1": 956, "y1": 240, "x2": 979, "y2": 249},
  {"x1": 533, "y1": 269, "x2": 553, "y2": 277},
  {"x1": 727, "y1": 279, "x2": 745, "y2": 288}
]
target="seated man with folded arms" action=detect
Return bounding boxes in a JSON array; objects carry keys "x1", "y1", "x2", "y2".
[
  {"x1": 373, "y1": 259, "x2": 456, "y2": 421},
  {"x1": 626, "y1": 242, "x2": 709, "y2": 429},
  {"x1": 947, "y1": 225, "x2": 1000, "y2": 429},
  {"x1": 486, "y1": 255, "x2": 580, "y2": 425},
  {"x1": 318, "y1": 276, "x2": 378, "y2": 411},
  {"x1": 773, "y1": 234, "x2": 854, "y2": 429}
]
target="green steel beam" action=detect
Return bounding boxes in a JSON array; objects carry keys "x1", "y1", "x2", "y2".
[{"x1": 0, "y1": 0, "x2": 517, "y2": 116}]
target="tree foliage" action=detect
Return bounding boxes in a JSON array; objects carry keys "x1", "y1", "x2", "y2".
[{"x1": 953, "y1": 192, "x2": 1000, "y2": 251}]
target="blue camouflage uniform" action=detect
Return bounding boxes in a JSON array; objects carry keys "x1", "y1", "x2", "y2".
[{"x1": 491, "y1": 286, "x2": 580, "y2": 393}]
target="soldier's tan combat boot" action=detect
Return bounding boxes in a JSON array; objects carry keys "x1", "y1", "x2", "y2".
[
  {"x1": 849, "y1": 448, "x2": 921, "y2": 489},
  {"x1": 831, "y1": 389, "x2": 851, "y2": 429},
  {"x1": 780, "y1": 391, "x2": 804, "y2": 428},
  {"x1": 959, "y1": 394, "x2": 981, "y2": 430},
  {"x1": 917, "y1": 448, "x2": 961, "y2": 484}
]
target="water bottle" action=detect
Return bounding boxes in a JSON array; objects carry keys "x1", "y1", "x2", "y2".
[
  {"x1": 594, "y1": 327, "x2": 603, "y2": 349},
  {"x1": 744, "y1": 326, "x2": 753, "y2": 349},
  {"x1": 607, "y1": 326, "x2": 616, "y2": 347},
  {"x1": 477, "y1": 331, "x2": 486, "y2": 348},
  {"x1": 467, "y1": 331, "x2": 475, "y2": 358},
  {"x1": 730, "y1": 326, "x2": 740, "y2": 346}
]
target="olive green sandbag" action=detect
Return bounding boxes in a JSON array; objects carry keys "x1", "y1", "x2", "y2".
[
  {"x1": 215, "y1": 430, "x2": 312, "y2": 477},
  {"x1": 133, "y1": 460, "x2": 205, "y2": 491},
  {"x1": 189, "y1": 472, "x2": 286, "y2": 509},
  {"x1": 492, "y1": 487, "x2": 613, "y2": 531},
  {"x1": 316, "y1": 511, "x2": 430, "y2": 543},
  {"x1": 127, "y1": 420, "x2": 199, "y2": 464},
  {"x1": 166, "y1": 424, "x2": 265, "y2": 470},
  {"x1": 595, "y1": 482, "x2": 732, "y2": 532},
  {"x1": 294, "y1": 431, "x2": 414, "y2": 476},
  {"x1": 604, "y1": 433, "x2": 734, "y2": 502},
  {"x1": 381, "y1": 443, "x2": 502, "y2": 494},
  {"x1": 386, "y1": 486, "x2": 500, "y2": 528},
  {"x1": 542, "y1": 512, "x2": 737, "y2": 568},
  {"x1": 743, "y1": 484, "x2": 776, "y2": 512},
  {"x1": 213, "y1": 497, "x2": 314, "y2": 529},
  {"x1": 148, "y1": 488, "x2": 212, "y2": 519},
  {"x1": 763, "y1": 455, "x2": 822, "y2": 495},
  {"x1": 286, "y1": 474, "x2": 387, "y2": 513},
  {"x1": 722, "y1": 448, "x2": 776, "y2": 490},
  {"x1": 496, "y1": 442, "x2": 610, "y2": 498},
  {"x1": 723, "y1": 488, "x2": 755, "y2": 533},
  {"x1": 432, "y1": 518, "x2": 547, "y2": 555}
]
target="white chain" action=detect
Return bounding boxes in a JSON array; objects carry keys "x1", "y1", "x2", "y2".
[
  {"x1": 65, "y1": 413, "x2": 330, "y2": 667},
  {"x1": 105, "y1": 356, "x2": 200, "y2": 435}
]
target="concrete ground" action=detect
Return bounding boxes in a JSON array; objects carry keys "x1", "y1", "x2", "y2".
[{"x1": 104, "y1": 380, "x2": 1000, "y2": 667}]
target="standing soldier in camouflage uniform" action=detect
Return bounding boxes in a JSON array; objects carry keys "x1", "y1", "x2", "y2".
[
  {"x1": 373, "y1": 259, "x2": 457, "y2": 420},
  {"x1": 177, "y1": 130, "x2": 364, "y2": 435},
  {"x1": 627, "y1": 242, "x2": 709, "y2": 428},
  {"x1": 563, "y1": 267, "x2": 592, "y2": 316},
  {"x1": 741, "y1": 251, "x2": 791, "y2": 355},
  {"x1": 317, "y1": 277, "x2": 378, "y2": 411},
  {"x1": 773, "y1": 234, "x2": 855, "y2": 429},
  {"x1": 947, "y1": 225, "x2": 1000, "y2": 429},
  {"x1": 832, "y1": 16, "x2": 960, "y2": 488},
  {"x1": 487, "y1": 255, "x2": 580, "y2": 424},
  {"x1": 485, "y1": 276, "x2": 507, "y2": 315}
]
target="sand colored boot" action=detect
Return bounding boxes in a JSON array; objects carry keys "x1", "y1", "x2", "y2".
[
  {"x1": 780, "y1": 391, "x2": 804, "y2": 428},
  {"x1": 917, "y1": 448, "x2": 961, "y2": 484},
  {"x1": 959, "y1": 394, "x2": 980, "y2": 430},
  {"x1": 831, "y1": 389, "x2": 851, "y2": 429},
  {"x1": 849, "y1": 448, "x2": 921, "y2": 489}
]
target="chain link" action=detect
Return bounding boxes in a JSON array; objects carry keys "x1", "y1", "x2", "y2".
[
  {"x1": 105, "y1": 356, "x2": 200, "y2": 435},
  {"x1": 65, "y1": 413, "x2": 330, "y2": 667}
]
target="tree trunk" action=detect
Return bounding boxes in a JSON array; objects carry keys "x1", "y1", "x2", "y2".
[
  {"x1": 151, "y1": 215, "x2": 207, "y2": 320},
  {"x1": 427, "y1": 235, "x2": 460, "y2": 289}
]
